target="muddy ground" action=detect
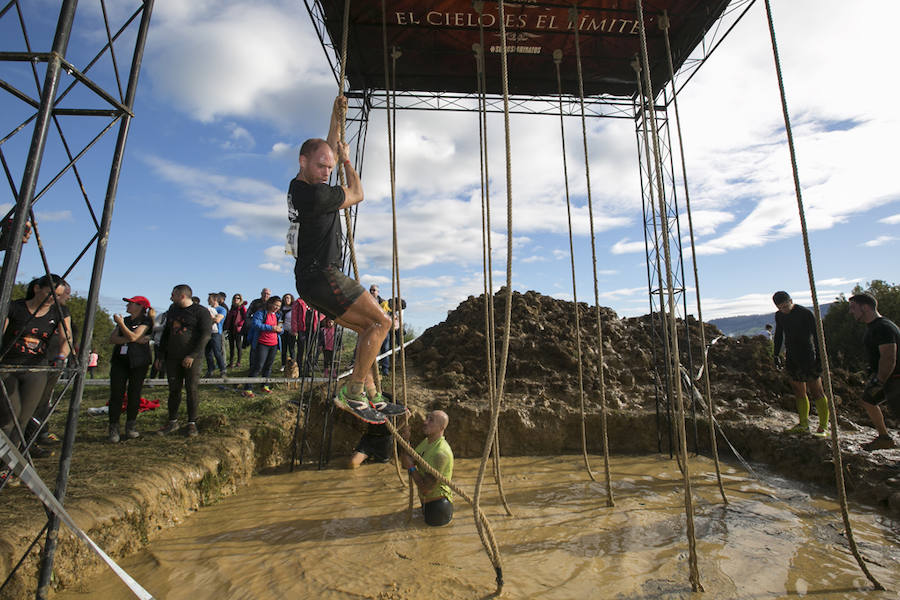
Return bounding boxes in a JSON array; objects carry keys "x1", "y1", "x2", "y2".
[{"x1": 1, "y1": 289, "x2": 898, "y2": 599}]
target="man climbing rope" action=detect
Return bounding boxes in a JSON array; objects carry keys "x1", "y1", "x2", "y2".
[
  {"x1": 848, "y1": 293, "x2": 899, "y2": 451},
  {"x1": 288, "y1": 95, "x2": 391, "y2": 422},
  {"x1": 401, "y1": 410, "x2": 454, "y2": 527},
  {"x1": 772, "y1": 291, "x2": 830, "y2": 436}
]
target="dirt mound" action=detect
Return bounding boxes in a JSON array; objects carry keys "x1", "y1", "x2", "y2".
[{"x1": 404, "y1": 289, "x2": 899, "y2": 512}]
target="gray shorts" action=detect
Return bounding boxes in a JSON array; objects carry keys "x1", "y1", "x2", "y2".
[{"x1": 295, "y1": 263, "x2": 364, "y2": 321}]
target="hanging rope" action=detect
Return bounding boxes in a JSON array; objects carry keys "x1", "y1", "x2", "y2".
[
  {"x1": 336, "y1": 0, "x2": 382, "y2": 393},
  {"x1": 658, "y1": 11, "x2": 727, "y2": 505},
  {"x1": 762, "y1": 0, "x2": 883, "y2": 589},
  {"x1": 379, "y1": 0, "x2": 407, "y2": 488},
  {"x1": 569, "y1": 7, "x2": 616, "y2": 504},
  {"x1": 472, "y1": 15, "x2": 513, "y2": 516},
  {"x1": 553, "y1": 49, "x2": 595, "y2": 485},
  {"x1": 372, "y1": 3, "x2": 505, "y2": 592},
  {"x1": 381, "y1": 417, "x2": 504, "y2": 592},
  {"x1": 634, "y1": 0, "x2": 702, "y2": 591}
]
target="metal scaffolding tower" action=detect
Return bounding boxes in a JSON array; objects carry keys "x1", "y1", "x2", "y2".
[{"x1": 0, "y1": 1, "x2": 154, "y2": 597}]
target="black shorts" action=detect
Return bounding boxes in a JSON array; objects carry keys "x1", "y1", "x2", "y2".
[
  {"x1": 354, "y1": 432, "x2": 392, "y2": 463},
  {"x1": 785, "y1": 354, "x2": 821, "y2": 382},
  {"x1": 863, "y1": 377, "x2": 900, "y2": 417},
  {"x1": 422, "y1": 497, "x2": 453, "y2": 527},
  {"x1": 295, "y1": 263, "x2": 364, "y2": 321}
]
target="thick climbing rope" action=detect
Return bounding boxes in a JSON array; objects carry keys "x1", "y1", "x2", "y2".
[
  {"x1": 472, "y1": 21, "x2": 513, "y2": 517},
  {"x1": 552, "y1": 49, "x2": 595, "y2": 484},
  {"x1": 379, "y1": 0, "x2": 407, "y2": 488},
  {"x1": 658, "y1": 11, "x2": 727, "y2": 505},
  {"x1": 334, "y1": 0, "x2": 382, "y2": 394},
  {"x1": 371, "y1": 3, "x2": 504, "y2": 591},
  {"x1": 570, "y1": 7, "x2": 615, "y2": 504},
  {"x1": 381, "y1": 417, "x2": 504, "y2": 592},
  {"x1": 762, "y1": 0, "x2": 883, "y2": 589},
  {"x1": 634, "y1": 0, "x2": 702, "y2": 591}
]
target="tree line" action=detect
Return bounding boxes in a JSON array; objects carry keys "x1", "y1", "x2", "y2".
[{"x1": 822, "y1": 279, "x2": 899, "y2": 372}]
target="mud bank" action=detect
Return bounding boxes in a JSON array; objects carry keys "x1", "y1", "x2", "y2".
[{"x1": 0, "y1": 410, "x2": 294, "y2": 600}]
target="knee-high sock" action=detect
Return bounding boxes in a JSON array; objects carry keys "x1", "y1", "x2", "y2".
[
  {"x1": 815, "y1": 396, "x2": 829, "y2": 430},
  {"x1": 797, "y1": 396, "x2": 810, "y2": 426}
]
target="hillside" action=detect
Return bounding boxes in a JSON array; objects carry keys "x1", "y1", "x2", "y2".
[{"x1": 710, "y1": 303, "x2": 832, "y2": 337}]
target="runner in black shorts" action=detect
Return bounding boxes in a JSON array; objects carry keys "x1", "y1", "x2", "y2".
[
  {"x1": 288, "y1": 95, "x2": 391, "y2": 417},
  {"x1": 349, "y1": 423, "x2": 392, "y2": 468},
  {"x1": 849, "y1": 293, "x2": 899, "y2": 451},
  {"x1": 772, "y1": 291, "x2": 830, "y2": 436}
]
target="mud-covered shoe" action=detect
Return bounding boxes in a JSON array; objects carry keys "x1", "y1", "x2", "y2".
[
  {"x1": 124, "y1": 421, "x2": 140, "y2": 439},
  {"x1": 785, "y1": 423, "x2": 809, "y2": 434},
  {"x1": 157, "y1": 420, "x2": 179, "y2": 436},
  {"x1": 334, "y1": 385, "x2": 385, "y2": 424},
  {"x1": 812, "y1": 429, "x2": 829, "y2": 438},
  {"x1": 368, "y1": 393, "x2": 407, "y2": 416},
  {"x1": 862, "y1": 434, "x2": 895, "y2": 451},
  {"x1": 108, "y1": 424, "x2": 120, "y2": 443},
  {"x1": 185, "y1": 422, "x2": 199, "y2": 438}
]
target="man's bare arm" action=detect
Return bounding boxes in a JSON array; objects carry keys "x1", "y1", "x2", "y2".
[
  {"x1": 335, "y1": 141, "x2": 364, "y2": 208},
  {"x1": 877, "y1": 342, "x2": 897, "y2": 383}
]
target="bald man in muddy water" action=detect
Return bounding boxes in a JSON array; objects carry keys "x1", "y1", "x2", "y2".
[
  {"x1": 288, "y1": 95, "x2": 391, "y2": 418},
  {"x1": 772, "y1": 291, "x2": 830, "y2": 437},
  {"x1": 401, "y1": 410, "x2": 454, "y2": 527}
]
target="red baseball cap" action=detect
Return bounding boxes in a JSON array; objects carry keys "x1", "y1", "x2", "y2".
[{"x1": 123, "y1": 296, "x2": 151, "y2": 309}]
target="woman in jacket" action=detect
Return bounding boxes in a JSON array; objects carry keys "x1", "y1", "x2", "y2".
[{"x1": 108, "y1": 296, "x2": 154, "y2": 442}]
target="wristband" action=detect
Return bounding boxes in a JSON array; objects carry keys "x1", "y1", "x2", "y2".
[
  {"x1": 407, "y1": 466, "x2": 416, "y2": 474},
  {"x1": 343, "y1": 159, "x2": 351, "y2": 167},
  {"x1": 56, "y1": 354, "x2": 67, "y2": 360}
]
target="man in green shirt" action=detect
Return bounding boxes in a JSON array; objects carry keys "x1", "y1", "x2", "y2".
[{"x1": 402, "y1": 410, "x2": 454, "y2": 526}]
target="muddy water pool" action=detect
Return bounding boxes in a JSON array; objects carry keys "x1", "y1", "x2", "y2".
[{"x1": 56, "y1": 455, "x2": 899, "y2": 599}]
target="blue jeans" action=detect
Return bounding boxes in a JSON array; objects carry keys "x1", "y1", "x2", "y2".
[
  {"x1": 205, "y1": 332, "x2": 226, "y2": 375},
  {"x1": 248, "y1": 343, "x2": 278, "y2": 389}
]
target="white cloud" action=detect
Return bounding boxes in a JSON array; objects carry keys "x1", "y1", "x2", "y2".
[
  {"x1": 145, "y1": 155, "x2": 286, "y2": 240},
  {"x1": 610, "y1": 238, "x2": 645, "y2": 255},
  {"x1": 862, "y1": 235, "x2": 897, "y2": 248},
  {"x1": 259, "y1": 262, "x2": 285, "y2": 272},
  {"x1": 880, "y1": 214, "x2": 900, "y2": 225},
  {"x1": 223, "y1": 225, "x2": 247, "y2": 239},
  {"x1": 34, "y1": 210, "x2": 72, "y2": 222},
  {"x1": 222, "y1": 123, "x2": 255, "y2": 150},
  {"x1": 145, "y1": 0, "x2": 334, "y2": 130}
]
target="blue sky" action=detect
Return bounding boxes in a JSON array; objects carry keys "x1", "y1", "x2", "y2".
[{"x1": 2, "y1": 0, "x2": 898, "y2": 333}]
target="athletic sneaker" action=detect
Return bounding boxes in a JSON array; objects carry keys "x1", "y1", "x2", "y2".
[
  {"x1": 157, "y1": 420, "x2": 179, "y2": 436},
  {"x1": 108, "y1": 424, "x2": 120, "y2": 444},
  {"x1": 862, "y1": 434, "x2": 895, "y2": 451},
  {"x1": 785, "y1": 423, "x2": 809, "y2": 434},
  {"x1": 812, "y1": 429, "x2": 829, "y2": 438},
  {"x1": 185, "y1": 422, "x2": 199, "y2": 437},
  {"x1": 242, "y1": 390, "x2": 255, "y2": 398},
  {"x1": 124, "y1": 421, "x2": 140, "y2": 439},
  {"x1": 368, "y1": 393, "x2": 407, "y2": 416},
  {"x1": 262, "y1": 385, "x2": 272, "y2": 394},
  {"x1": 334, "y1": 385, "x2": 385, "y2": 424}
]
